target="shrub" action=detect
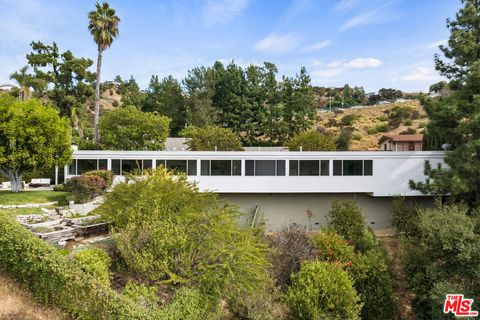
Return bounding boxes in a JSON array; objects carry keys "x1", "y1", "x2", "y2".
[
  {"x1": 311, "y1": 229, "x2": 355, "y2": 264},
  {"x1": 400, "y1": 127, "x2": 417, "y2": 135},
  {"x1": 158, "y1": 287, "x2": 211, "y2": 320},
  {"x1": 404, "y1": 119, "x2": 413, "y2": 126},
  {"x1": 285, "y1": 261, "x2": 362, "y2": 320},
  {"x1": 112, "y1": 100, "x2": 119, "y2": 107},
  {"x1": 97, "y1": 168, "x2": 271, "y2": 302},
  {"x1": 64, "y1": 174, "x2": 106, "y2": 204},
  {"x1": 268, "y1": 224, "x2": 316, "y2": 290},
  {"x1": 327, "y1": 200, "x2": 365, "y2": 250},
  {"x1": 180, "y1": 126, "x2": 243, "y2": 151},
  {"x1": 336, "y1": 126, "x2": 354, "y2": 151},
  {"x1": 391, "y1": 197, "x2": 419, "y2": 235},
  {"x1": 287, "y1": 130, "x2": 337, "y2": 151},
  {"x1": 122, "y1": 281, "x2": 159, "y2": 309},
  {"x1": 351, "y1": 249, "x2": 398, "y2": 319},
  {"x1": 85, "y1": 170, "x2": 114, "y2": 188},
  {"x1": 53, "y1": 184, "x2": 66, "y2": 192},
  {"x1": 375, "y1": 122, "x2": 389, "y2": 132},
  {"x1": 340, "y1": 114, "x2": 360, "y2": 126},
  {"x1": 0, "y1": 213, "x2": 158, "y2": 319},
  {"x1": 74, "y1": 248, "x2": 111, "y2": 286}
]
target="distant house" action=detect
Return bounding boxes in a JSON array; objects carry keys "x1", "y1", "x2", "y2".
[{"x1": 379, "y1": 134, "x2": 423, "y2": 151}]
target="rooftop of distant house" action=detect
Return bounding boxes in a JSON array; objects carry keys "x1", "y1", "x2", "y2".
[{"x1": 378, "y1": 134, "x2": 423, "y2": 144}]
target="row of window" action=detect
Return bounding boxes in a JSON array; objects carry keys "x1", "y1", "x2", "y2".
[{"x1": 68, "y1": 159, "x2": 373, "y2": 176}]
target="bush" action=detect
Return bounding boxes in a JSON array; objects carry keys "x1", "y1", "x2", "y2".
[
  {"x1": 400, "y1": 127, "x2": 417, "y2": 135},
  {"x1": 404, "y1": 119, "x2": 413, "y2": 126},
  {"x1": 112, "y1": 100, "x2": 119, "y2": 107},
  {"x1": 403, "y1": 204, "x2": 480, "y2": 318},
  {"x1": 64, "y1": 174, "x2": 107, "y2": 204},
  {"x1": 0, "y1": 213, "x2": 158, "y2": 319},
  {"x1": 285, "y1": 261, "x2": 362, "y2": 320},
  {"x1": 74, "y1": 248, "x2": 111, "y2": 286},
  {"x1": 53, "y1": 184, "x2": 66, "y2": 192},
  {"x1": 351, "y1": 249, "x2": 398, "y2": 320},
  {"x1": 180, "y1": 126, "x2": 243, "y2": 151},
  {"x1": 97, "y1": 168, "x2": 271, "y2": 302},
  {"x1": 85, "y1": 170, "x2": 114, "y2": 188},
  {"x1": 340, "y1": 114, "x2": 360, "y2": 126},
  {"x1": 268, "y1": 224, "x2": 316, "y2": 290},
  {"x1": 311, "y1": 229, "x2": 355, "y2": 264},
  {"x1": 158, "y1": 287, "x2": 211, "y2": 320},
  {"x1": 391, "y1": 197, "x2": 419, "y2": 235},
  {"x1": 327, "y1": 200, "x2": 365, "y2": 250},
  {"x1": 122, "y1": 281, "x2": 159, "y2": 309},
  {"x1": 287, "y1": 130, "x2": 337, "y2": 151}
]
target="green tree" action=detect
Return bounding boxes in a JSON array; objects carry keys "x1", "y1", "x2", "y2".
[
  {"x1": 327, "y1": 200, "x2": 366, "y2": 250},
  {"x1": 144, "y1": 75, "x2": 186, "y2": 135},
  {"x1": 97, "y1": 169, "x2": 271, "y2": 301},
  {"x1": 287, "y1": 130, "x2": 337, "y2": 151},
  {"x1": 285, "y1": 261, "x2": 362, "y2": 320},
  {"x1": 181, "y1": 126, "x2": 243, "y2": 151},
  {"x1": 411, "y1": 0, "x2": 480, "y2": 206},
  {"x1": 9, "y1": 66, "x2": 42, "y2": 101},
  {"x1": 0, "y1": 95, "x2": 71, "y2": 192},
  {"x1": 99, "y1": 106, "x2": 170, "y2": 150},
  {"x1": 88, "y1": 1, "x2": 120, "y2": 144},
  {"x1": 115, "y1": 75, "x2": 145, "y2": 107}
]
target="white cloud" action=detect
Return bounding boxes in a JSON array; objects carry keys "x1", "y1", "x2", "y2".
[
  {"x1": 344, "y1": 57, "x2": 383, "y2": 68},
  {"x1": 341, "y1": 11, "x2": 377, "y2": 31},
  {"x1": 304, "y1": 40, "x2": 332, "y2": 52},
  {"x1": 203, "y1": 0, "x2": 249, "y2": 25},
  {"x1": 311, "y1": 57, "x2": 383, "y2": 79},
  {"x1": 332, "y1": 0, "x2": 362, "y2": 12},
  {"x1": 254, "y1": 33, "x2": 302, "y2": 54},
  {"x1": 399, "y1": 67, "x2": 438, "y2": 81}
]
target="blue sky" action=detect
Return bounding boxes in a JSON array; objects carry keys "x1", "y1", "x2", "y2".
[{"x1": 0, "y1": 0, "x2": 461, "y2": 92}]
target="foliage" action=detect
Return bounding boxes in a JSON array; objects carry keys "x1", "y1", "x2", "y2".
[
  {"x1": 0, "y1": 95, "x2": 71, "y2": 192},
  {"x1": 0, "y1": 213, "x2": 165, "y2": 319},
  {"x1": 336, "y1": 126, "x2": 354, "y2": 151},
  {"x1": 88, "y1": 1, "x2": 121, "y2": 144},
  {"x1": 84, "y1": 170, "x2": 114, "y2": 188},
  {"x1": 413, "y1": 0, "x2": 480, "y2": 206},
  {"x1": 403, "y1": 204, "x2": 480, "y2": 318},
  {"x1": 183, "y1": 61, "x2": 316, "y2": 145},
  {"x1": 122, "y1": 281, "x2": 159, "y2": 309},
  {"x1": 157, "y1": 287, "x2": 211, "y2": 320},
  {"x1": 268, "y1": 224, "x2": 317, "y2": 290},
  {"x1": 99, "y1": 106, "x2": 170, "y2": 150},
  {"x1": 181, "y1": 126, "x2": 243, "y2": 151},
  {"x1": 351, "y1": 248, "x2": 398, "y2": 320},
  {"x1": 74, "y1": 248, "x2": 111, "y2": 286},
  {"x1": 97, "y1": 169, "x2": 271, "y2": 302},
  {"x1": 391, "y1": 197, "x2": 420, "y2": 235},
  {"x1": 327, "y1": 200, "x2": 365, "y2": 250},
  {"x1": 143, "y1": 75, "x2": 186, "y2": 136},
  {"x1": 311, "y1": 229, "x2": 355, "y2": 264},
  {"x1": 285, "y1": 261, "x2": 362, "y2": 320},
  {"x1": 287, "y1": 130, "x2": 337, "y2": 151},
  {"x1": 340, "y1": 114, "x2": 360, "y2": 126},
  {"x1": 64, "y1": 174, "x2": 106, "y2": 204},
  {"x1": 113, "y1": 75, "x2": 145, "y2": 107}
]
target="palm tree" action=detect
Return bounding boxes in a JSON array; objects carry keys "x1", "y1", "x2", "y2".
[
  {"x1": 10, "y1": 66, "x2": 32, "y2": 100},
  {"x1": 88, "y1": 1, "x2": 120, "y2": 144}
]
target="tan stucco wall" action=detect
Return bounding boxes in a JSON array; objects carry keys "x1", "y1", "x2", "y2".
[{"x1": 220, "y1": 193, "x2": 434, "y2": 231}]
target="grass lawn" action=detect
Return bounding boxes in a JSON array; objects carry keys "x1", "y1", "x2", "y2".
[{"x1": 0, "y1": 190, "x2": 68, "y2": 206}]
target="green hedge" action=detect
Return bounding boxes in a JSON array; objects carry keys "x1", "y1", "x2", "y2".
[{"x1": 0, "y1": 213, "x2": 209, "y2": 320}]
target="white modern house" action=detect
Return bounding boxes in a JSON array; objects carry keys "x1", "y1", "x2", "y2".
[{"x1": 64, "y1": 150, "x2": 445, "y2": 230}]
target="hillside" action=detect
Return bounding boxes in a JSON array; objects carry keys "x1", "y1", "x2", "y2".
[{"x1": 316, "y1": 100, "x2": 428, "y2": 150}]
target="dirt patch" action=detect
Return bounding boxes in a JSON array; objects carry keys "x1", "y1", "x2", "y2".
[
  {"x1": 379, "y1": 236, "x2": 416, "y2": 320},
  {"x1": 0, "y1": 275, "x2": 63, "y2": 320}
]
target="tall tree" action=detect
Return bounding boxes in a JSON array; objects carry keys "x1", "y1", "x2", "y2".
[
  {"x1": 88, "y1": 1, "x2": 120, "y2": 144},
  {"x1": 144, "y1": 75, "x2": 186, "y2": 135},
  {"x1": 9, "y1": 66, "x2": 40, "y2": 101},
  {"x1": 411, "y1": 0, "x2": 480, "y2": 206},
  {"x1": 0, "y1": 94, "x2": 71, "y2": 192}
]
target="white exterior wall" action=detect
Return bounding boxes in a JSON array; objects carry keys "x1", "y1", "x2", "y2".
[{"x1": 68, "y1": 150, "x2": 445, "y2": 197}]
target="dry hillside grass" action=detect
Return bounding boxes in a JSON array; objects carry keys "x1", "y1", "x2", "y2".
[
  {"x1": 317, "y1": 100, "x2": 428, "y2": 150},
  {"x1": 0, "y1": 275, "x2": 63, "y2": 320}
]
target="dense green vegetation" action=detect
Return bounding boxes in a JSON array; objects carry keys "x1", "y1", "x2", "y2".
[
  {"x1": 412, "y1": 0, "x2": 480, "y2": 207},
  {"x1": 0, "y1": 94, "x2": 71, "y2": 192},
  {"x1": 181, "y1": 126, "x2": 244, "y2": 151},
  {"x1": 286, "y1": 130, "x2": 337, "y2": 151}
]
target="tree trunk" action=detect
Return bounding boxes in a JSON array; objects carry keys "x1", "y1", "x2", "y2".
[
  {"x1": 93, "y1": 45, "x2": 103, "y2": 145},
  {"x1": 0, "y1": 168, "x2": 23, "y2": 193}
]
